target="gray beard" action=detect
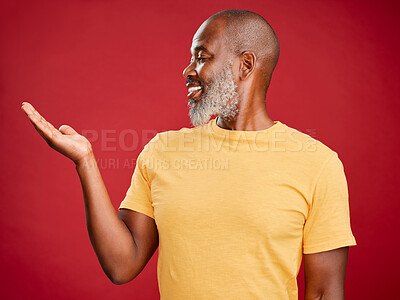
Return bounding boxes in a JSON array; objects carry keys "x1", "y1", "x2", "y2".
[{"x1": 188, "y1": 61, "x2": 239, "y2": 127}]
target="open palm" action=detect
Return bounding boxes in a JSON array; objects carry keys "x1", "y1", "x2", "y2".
[{"x1": 21, "y1": 102, "x2": 93, "y2": 165}]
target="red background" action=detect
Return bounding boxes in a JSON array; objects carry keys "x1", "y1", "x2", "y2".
[{"x1": 1, "y1": 0, "x2": 399, "y2": 299}]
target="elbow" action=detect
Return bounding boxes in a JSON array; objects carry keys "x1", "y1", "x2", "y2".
[
  {"x1": 108, "y1": 273, "x2": 136, "y2": 285},
  {"x1": 98, "y1": 251, "x2": 145, "y2": 285},
  {"x1": 305, "y1": 289, "x2": 344, "y2": 300},
  {"x1": 305, "y1": 297, "x2": 323, "y2": 300},
  {"x1": 110, "y1": 278, "x2": 129, "y2": 285},
  {"x1": 105, "y1": 267, "x2": 138, "y2": 285}
]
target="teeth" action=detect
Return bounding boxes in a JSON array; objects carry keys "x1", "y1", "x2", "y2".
[{"x1": 188, "y1": 86, "x2": 202, "y2": 93}]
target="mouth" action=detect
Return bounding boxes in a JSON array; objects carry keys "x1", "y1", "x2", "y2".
[{"x1": 187, "y1": 85, "x2": 203, "y2": 100}]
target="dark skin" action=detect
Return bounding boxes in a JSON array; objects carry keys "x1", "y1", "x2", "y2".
[
  {"x1": 21, "y1": 14, "x2": 349, "y2": 298},
  {"x1": 21, "y1": 102, "x2": 158, "y2": 285},
  {"x1": 183, "y1": 17, "x2": 276, "y2": 131},
  {"x1": 184, "y1": 16, "x2": 350, "y2": 299},
  {"x1": 304, "y1": 247, "x2": 349, "y2": 300}
]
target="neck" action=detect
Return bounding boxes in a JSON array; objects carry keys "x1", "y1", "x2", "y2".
[{"x1": 217, "y1": 90, "x2": 274, "y2": 131}]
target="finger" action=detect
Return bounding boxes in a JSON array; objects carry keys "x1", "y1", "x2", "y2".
[
  {"x1": 59, "y1": 125, "x2": 78, "y2": 135},
  {"x1": 21, "y1": 102, "x2": 35, "y2": 116},
  {"x1": 22, "y1": 102, "x2": 61, "y2": 142}
]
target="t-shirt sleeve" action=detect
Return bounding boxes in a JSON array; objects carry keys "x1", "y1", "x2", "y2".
[
  {"x1": 119, "y1": 142, "x2": 155, "y2": 219},
  {"x1": 303, "y1": 152, "x2": 357, "y2": 254}
]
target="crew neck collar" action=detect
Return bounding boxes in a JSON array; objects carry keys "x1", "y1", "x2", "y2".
[{"x1": 209, "y1": 116, "x2": 284, "y2": 139}]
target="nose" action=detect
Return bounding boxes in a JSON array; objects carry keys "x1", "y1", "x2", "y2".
[{"x1": 182, "y1": 61, "x2": 196, "y2": 79}]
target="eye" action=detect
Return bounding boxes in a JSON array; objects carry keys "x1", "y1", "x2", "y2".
[{"x1": 197, "y1": 57, "x2": 208, "y2": 63}]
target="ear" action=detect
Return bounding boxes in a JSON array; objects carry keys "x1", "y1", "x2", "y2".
[{"x1": 239, "y1": 51, "x2": 256, "y2": 80}]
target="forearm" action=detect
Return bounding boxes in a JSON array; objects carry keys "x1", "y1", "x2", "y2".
[
  {"x1": 305, "y1": 286, "x2": 344, "y2": 300},
  {"x1": 20, "y1": 102, "x2": 140, "y2": 283},
  {"x1": 305, "y1": 295, "x2": 344, "y2": 300},
  {"x1": 76, "y1": 152, "x2": 138, "y2": 284}
]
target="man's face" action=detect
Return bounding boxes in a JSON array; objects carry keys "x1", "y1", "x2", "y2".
[{"x1": 183, "y1": 20, "x2": 240, "y2": 127}]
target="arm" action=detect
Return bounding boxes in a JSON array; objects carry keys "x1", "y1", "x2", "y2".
[
  {"x1": 304, "y1": 246, "x2": 349, "y2": 300},
  {"x1": 77, "y1": 155, "x2": 159, "y2": 284},
  {"x1": 21, "y1": 102, "x2": 158, "y2": 284}
]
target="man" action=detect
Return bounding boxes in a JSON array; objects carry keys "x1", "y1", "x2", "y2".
[{"x1": 22, "y1": 9, "x2": 356, "y2": 300}]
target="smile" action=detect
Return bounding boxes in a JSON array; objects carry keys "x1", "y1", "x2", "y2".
[{"x1": 187, "y1": 86, "x2": 203, "y2": 100}]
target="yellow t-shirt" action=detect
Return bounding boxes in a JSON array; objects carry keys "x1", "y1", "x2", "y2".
[{"x1": 119, "y1": 117, "x2": 357, "y2": 299}]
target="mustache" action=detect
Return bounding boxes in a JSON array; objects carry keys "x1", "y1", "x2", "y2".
[{"x1": 186, "y1": 78, "x2": 203, "y2": 88}]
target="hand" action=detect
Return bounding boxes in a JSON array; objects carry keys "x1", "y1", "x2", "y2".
[{"x1": 21, "y1": 102, "x2": 93, "y2": 165}]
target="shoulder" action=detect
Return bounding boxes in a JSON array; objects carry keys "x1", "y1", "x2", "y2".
[
  {"x1": 158, "y1": 123, "x2": 207, "y2": 140},
  {"x1": 144, "y1": 123, "x2": 209, "y2": 152},
  {"x1": 278, "y1": 122, "x2": 339, "y2": 166}
]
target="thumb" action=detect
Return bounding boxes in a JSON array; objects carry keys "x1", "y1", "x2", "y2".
[{"x1": 59, "y1": 125, "x2": 78, "y2": 135}]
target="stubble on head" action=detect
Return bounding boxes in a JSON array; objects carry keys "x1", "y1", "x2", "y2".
[{"x1": 188, "y1": 61, "x2": 240, "y2": 127}]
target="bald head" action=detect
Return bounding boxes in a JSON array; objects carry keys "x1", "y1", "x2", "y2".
[{"x1": 207, "y1": 9, "x2": 280, "y2": 88}]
